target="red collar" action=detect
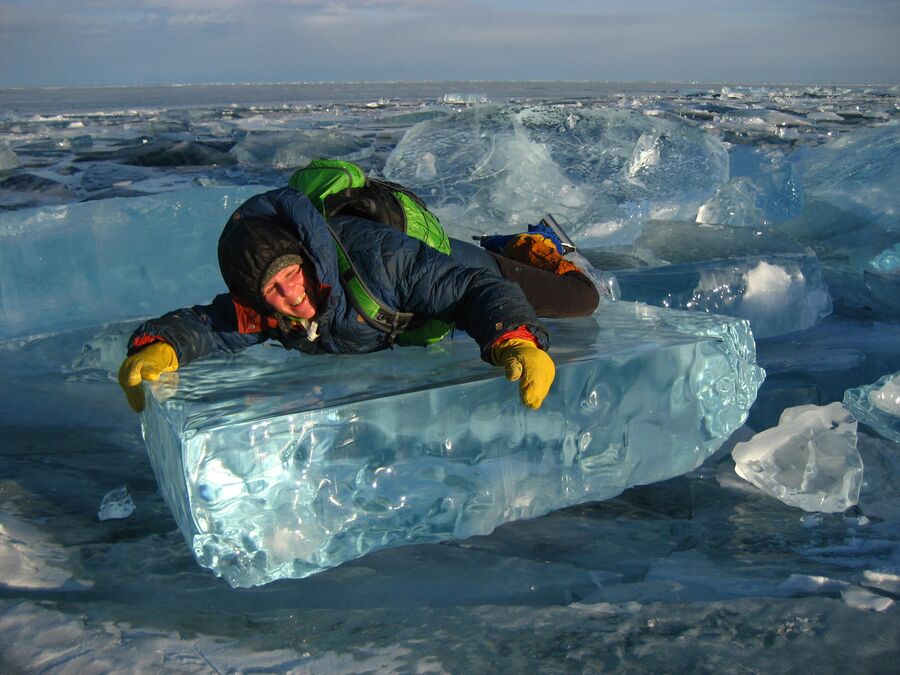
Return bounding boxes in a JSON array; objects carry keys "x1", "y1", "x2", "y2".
[{"x1": 231, "y1": 297, "x2": 279, "y2": 334}]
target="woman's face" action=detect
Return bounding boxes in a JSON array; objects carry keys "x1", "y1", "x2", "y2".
[{"x1": 262, "y1": 263, "x2": 317, "y2": 319}]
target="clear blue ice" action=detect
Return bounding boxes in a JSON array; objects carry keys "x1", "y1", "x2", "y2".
[{"x1": 140, "y1": 301, "x2": 762, "y2": 587}]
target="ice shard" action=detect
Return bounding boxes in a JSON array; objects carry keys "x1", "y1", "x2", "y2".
[
  {"x1": 732, "y1": 402, "x2": 862, "y2": 513},
  {"x1": 695, "y1": 177, "x2": 767, "y2": 227},
  {"x1": 844, "y1": 372, "x2": 900, "y2": 443},
  {"x1": 0, "y1": 141, "x2": 19, "y2": 170},
  {"x1": 614, "y1": 253, "x2": 832, "y2": 338},
  {"x1": 139, "y1": 300, "x2": 764, "y2": 587}
]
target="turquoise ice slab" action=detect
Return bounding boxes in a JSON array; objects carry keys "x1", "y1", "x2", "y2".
[{"x1": 141, "y1": 300, "x2": 765, "y2": 587}]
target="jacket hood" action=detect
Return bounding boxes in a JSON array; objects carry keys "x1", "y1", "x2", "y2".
[{"x1": 219, "y1": 188, "x2": 342, "y2": 321}]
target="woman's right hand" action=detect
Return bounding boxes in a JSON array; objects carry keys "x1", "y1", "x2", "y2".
[{"x1": 117, "y1": 342, "x2": 179, "y2": 412}]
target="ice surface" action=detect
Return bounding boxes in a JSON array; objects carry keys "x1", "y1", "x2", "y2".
[
  {"x1": 0, "y1": 510, "x2": 93, "y2": 591},
  {"x1": 383, "y1": 106, "x2": 729, "y2": 245},
  {"x1": 77, "y1": 139, "x2": 238, "y2": 168},
  {"x1": 732, "y1": 402, "x2": 862, "y2": 513},
  {"x1": 844, "y1": 372, "x2": 900, "y2": 442},
  {"x1": 615, "y1": 253, "x2": 832, "y2": 338},
  {"x1": 139, "y1": 301, "x2": 763, "y2": 587},
  {"x1": 0, "y1": 186, "x2": 267, "y2": 340}
]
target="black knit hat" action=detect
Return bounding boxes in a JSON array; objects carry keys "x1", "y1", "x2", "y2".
[{"x1": 218, "y1": 214, "x2": 305, "y2": 314}]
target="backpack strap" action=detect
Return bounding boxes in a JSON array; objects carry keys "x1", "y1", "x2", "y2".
[
  {"x1": 290, "y1": 159, "x2": 452, "y2": 345},
  {"x1": 327, "y1": 223, "x2": 415, "y2": 342}
]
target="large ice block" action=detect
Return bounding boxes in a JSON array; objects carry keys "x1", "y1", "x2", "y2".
[
  {"x1": 778, "y1": 123, "x2": 900, "y2": 314},
  {"x1": 383, "y1": 106, "x2": 729, "y2": 245},
  {"x1": 614, "y1": 253, "x2": 832, "y2": 339},
  {"x1": 793, "y1": 123, "x2": 899, "y2": 232},
  {"x1": 140, "y1": 300, "x2": 764, "y2": 587},
  {"x1": 0, "y1": 187, "x2": 267, "y2": 340}
]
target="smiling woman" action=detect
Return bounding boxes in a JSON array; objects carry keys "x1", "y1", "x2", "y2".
[{"x1": 262, "y1": 262, "x2": 318, "y2": 320}]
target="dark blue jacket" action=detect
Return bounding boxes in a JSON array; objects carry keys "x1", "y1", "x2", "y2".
[{"x1": 129, "y1": 188, "x2": 549, "y2": 363}]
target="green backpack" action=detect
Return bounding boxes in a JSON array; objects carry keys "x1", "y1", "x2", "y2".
[{"x1": 289, "y1": 159, "x2": 452, "y2": 346}]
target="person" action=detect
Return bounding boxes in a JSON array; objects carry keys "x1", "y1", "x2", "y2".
[{"x1": 118, "y1": 172, "x2": 600, "y2": 413}]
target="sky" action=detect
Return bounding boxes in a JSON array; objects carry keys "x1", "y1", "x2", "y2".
[{"x1": 0, "y1": 0, "x2": 898, "y2": 87}]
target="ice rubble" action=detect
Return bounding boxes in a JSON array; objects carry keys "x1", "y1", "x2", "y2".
[
  {"x1": 844, "y1": 372, "x2": 900, "y2": 443},
  {"x1": 380, "y1": 106, "x2": 897, "y2": 321},
  {"x1": 615, "y1": 253, "x2": 832, "y2": 338},
  {"x1": 0, "y1": 186, "x2": 267, "y2": 341},
  {"x1": 139, "y1": 301, "x2": 763, "y2": 587},
  {"x1": 732, "y1": 402, "x2": 862, "y2": 513}
]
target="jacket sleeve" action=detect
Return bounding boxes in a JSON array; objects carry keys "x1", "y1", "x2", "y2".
[
  {"x1": 386, "y1": 234, "x2": 550, "y2": 360},
  {"x1": 127, "y1": 293, "x2": 270, "y2": 364}
]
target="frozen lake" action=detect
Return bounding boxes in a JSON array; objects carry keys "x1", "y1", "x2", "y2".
[{"x1": 1, "y1": 81, "x2": 898, "y2": 672}]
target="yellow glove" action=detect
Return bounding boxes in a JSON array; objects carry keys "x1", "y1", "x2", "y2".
[
  {"x1": 117, "y1": 342, "x2": 179, "y2": 412},
  {"x1": 491, "y1": 338, "x2": 555, "y2": 409}
]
